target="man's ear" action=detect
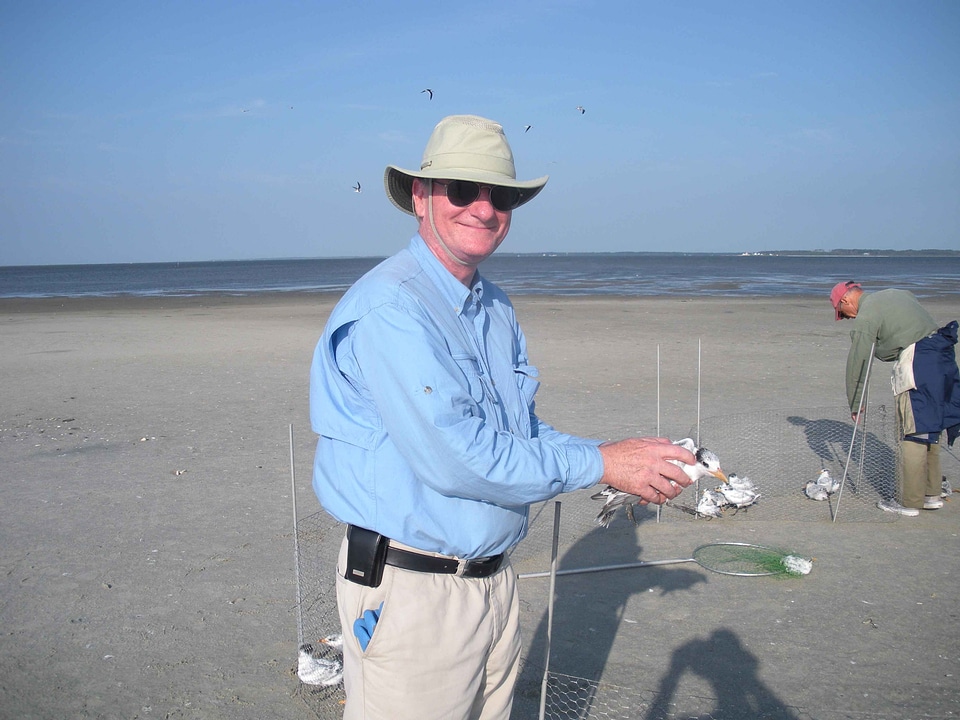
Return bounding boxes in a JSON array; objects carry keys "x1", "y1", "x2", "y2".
[{"x1": 411, "y1": 178, "x2": 427, "y2": 221}]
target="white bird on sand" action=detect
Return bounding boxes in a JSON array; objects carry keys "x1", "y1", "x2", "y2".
[
  {"x1": 815, "y1": 469, "x2": 841, "y2": 493},
  {"x1": 320, "y1": 632, "x2": 343, "y2": 649},
  {"x1": 696, "y1": 489, "x2": 725, "y2": 518},
  {"x1": 717, "y1": 483, "x2": 760, "y2": 508},
  {"x1": 726, "y1": 473, "x2": 757, "y2": 493},
  {"x1": 714, "y1": 472, "x2": 760, "y2": 509},
  {"x1": 297, "y1": 643, "x2": 343, "y2": 686},
  {"x1": 592, "y1": 438, "x2": 728, "y2": 526},
  {"x1": 804, "y1": 468, "x2": 840, "y2": 501}
]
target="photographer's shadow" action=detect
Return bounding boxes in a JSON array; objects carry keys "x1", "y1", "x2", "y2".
[
  {"x1": 514, "y1": 512, "x2": 707, "y2": 717},
  {"x1": 646, "y1": 628, "x2": 801, "y2": 720}
]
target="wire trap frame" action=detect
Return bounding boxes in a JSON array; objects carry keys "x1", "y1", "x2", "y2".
[{"x1": 517, "y1": 502, "x2": 813, "y2": 720}]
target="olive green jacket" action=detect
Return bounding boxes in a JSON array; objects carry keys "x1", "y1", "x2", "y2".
[{"x1": 845, "y1": 289, "x2": 937, "y2": 411}]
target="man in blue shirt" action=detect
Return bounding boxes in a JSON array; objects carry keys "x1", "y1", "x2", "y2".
[{"x1": 310, "y1": 114, "x2": 697, "y2": 719}]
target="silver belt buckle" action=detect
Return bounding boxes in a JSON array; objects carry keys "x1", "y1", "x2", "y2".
[{"x1": 455, "y1": 558, "x2": 469, "y2": 576}]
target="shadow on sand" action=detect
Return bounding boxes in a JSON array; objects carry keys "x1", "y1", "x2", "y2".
[
  {"x1": 787, "y1": 412, "x2": 897, "y2": 497},
  {"x1": 514, "y1": 516, "x2": 801, "y2": 719}
]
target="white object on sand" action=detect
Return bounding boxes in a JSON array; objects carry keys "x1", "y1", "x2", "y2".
[
  {"x1": 782, "y1": 555, "x2": 813, "y2": 576},
  {"x1": 297, "y1": 644, "x2": 343, "y2": 686}
]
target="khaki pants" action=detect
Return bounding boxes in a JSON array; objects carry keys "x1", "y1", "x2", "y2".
[
  {"x1": 335, "y1": 537, "x2": 521, "y2": 720},
  {"x1": 897, "y1": 392, "x2": 943, "y2": 508}
]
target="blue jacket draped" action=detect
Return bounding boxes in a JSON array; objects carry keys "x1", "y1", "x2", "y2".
[{"x1": 910, "y1": 320, "x2": 960, "y2": 446}]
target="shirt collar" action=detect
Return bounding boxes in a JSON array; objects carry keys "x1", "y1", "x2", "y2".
[{"x1": 409, "y1": 234, "x2": 484, "y2": 317}]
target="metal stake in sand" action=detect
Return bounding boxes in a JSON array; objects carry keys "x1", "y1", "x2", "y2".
[
  {"x1": 289, "y1": 424, "x2": 304, "y2": 647},
  {"x1": 833, "y1": 342, "x2": 876, "y2": 523},
  {"x1": 696, "y1": 337, "x2": 702, "y2": 447},
  {"x1": 694, "y1": 338, "x2": 702, "y2": 504},
  {"x1": 656, "y1": 344, "x2": 661, "y2": 523},
  {"x1": 656, "y1": 339, "x2": 704, "y2": 522},
  {"x1": 538, "y1": 501, "x2": 562, "y2": 720}
]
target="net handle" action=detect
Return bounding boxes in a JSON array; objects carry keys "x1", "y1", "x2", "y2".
[{"x1": 517, "y1": 542, "x2": 785, "y2": 579}]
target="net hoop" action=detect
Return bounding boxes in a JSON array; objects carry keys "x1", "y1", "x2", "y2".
[{"x1": 692, "y1": 542, "x2": 795, "y2": 577}]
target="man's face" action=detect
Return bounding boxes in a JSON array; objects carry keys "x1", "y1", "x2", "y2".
[
  {"x1": 413, "y1": 178, "x2": 512, "y2": 268},
  {"x1": 837, "y1": 291, "x2": 858, "y2": 319}
]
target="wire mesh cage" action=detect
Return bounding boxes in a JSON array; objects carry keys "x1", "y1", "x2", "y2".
[
  {"x1": 293, "y1": 510, "x2": 346, "y2": 717},
  {"x1": 516, "y1": 671, "x2": 814, "y2": 720},
  {"x1": 293, "y1": 403, "x2": 904, "y2": 719},
  {"x1": 659, "y1": 403, "x2": 900, "y2": 524}
]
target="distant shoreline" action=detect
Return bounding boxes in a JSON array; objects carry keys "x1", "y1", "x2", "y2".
[
  {"x1": 4, "y1": 292, "x2": 960, "y2": 315},
  {"x1": 2, "y1": 248, "x2": 959, "y2": 270}
]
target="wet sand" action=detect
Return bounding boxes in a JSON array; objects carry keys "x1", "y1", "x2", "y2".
[{"x1": 1, "y1": 294, "x2": 958, "y2": 719}]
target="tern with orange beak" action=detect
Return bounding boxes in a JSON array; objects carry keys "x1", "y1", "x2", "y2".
[{"x1": 593, "y1": 438, "x2": 728, "y2": 526}]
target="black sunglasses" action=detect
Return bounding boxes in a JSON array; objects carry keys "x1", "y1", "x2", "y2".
[{"x1": 434, "y1": 180, "x2": 522, "y2": 212}]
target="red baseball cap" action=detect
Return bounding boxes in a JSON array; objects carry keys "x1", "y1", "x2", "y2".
[{"x1": 830, "y1": 281, "x2": 861, "y2": 320}]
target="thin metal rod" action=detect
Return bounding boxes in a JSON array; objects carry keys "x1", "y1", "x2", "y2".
[
  {"x1": 834, "y1": 343, "x2": 876, "y2": 522},
  {"x1": 538, "y1": 501, "x2": 561, "y2": 720},
  {"x1": 520, "y1": 556, "x2": 697, "y2": 580},
  {"x1": 695, "y1": 338, "x2": 702, "y2": 500},
  {"x1": 290, "y1": 424, "x2": 304, "y2": 645},
  {"x1": 857, "y1": 381, "x2": 870, "y2": 487},
  {"x1": 696, "y1": 338, "x2": 702, "y2": 447},
  {"x1": 657, "y1": 343, "x2": 661, "y2": 437},
  {"x1": 656, "y1": 344, "x2": 661, "y2": 524}
]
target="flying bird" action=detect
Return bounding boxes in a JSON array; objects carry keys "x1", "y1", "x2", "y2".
[
  {"x1": 576, "y1": 105, "x2": 585, "y2": 114},
  {"x1": 524, "y1": 125, "x2": 532, "y2": 133},
  {"x1": 592, "y1": 438, "x2": 728, "y2": 527},
  {"x1": 353, "y1": 181, "x2": 361, "y2": 193},
  {"x1": 421, "y1": 88, "x2": 433, "y2": 100}
]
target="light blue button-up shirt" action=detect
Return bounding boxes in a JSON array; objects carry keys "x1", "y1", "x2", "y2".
[{"x1": 310, "y1": 235, "x2": 604, "y2": 558}]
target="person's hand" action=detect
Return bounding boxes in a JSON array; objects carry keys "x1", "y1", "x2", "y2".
[{"x1": 598, "y1": 437, "x2": 696, "y2": 505}]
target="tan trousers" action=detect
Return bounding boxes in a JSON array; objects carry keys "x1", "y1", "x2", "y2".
[
  {"x1": 897, "y1": 392, "x2": 943, "y2": 508},
  {"x1": 899, "y1": 439, "x2": 942, "y2": 508},
  {"x1": 335, "y1": 537, "x2": 521, "y2": 720}
]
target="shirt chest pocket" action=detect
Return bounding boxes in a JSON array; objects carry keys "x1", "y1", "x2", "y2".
[
  {"x1": 452, "y1": 353, "x2": 486, "y2": 405},
  {"x1": 514, "y1": 363, "x2": 541, "y2": 406}
]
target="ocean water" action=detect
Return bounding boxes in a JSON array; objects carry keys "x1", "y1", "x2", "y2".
[{"x1": 1, "y1": 253, "x2": 958, "y2": 299}]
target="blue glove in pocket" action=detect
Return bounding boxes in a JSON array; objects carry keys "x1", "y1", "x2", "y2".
[{"x1": 353, "y1": 602, "x2": 384, "y2": 652}]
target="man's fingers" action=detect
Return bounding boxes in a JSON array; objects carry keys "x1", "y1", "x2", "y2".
[{"x1": 660, "y1": 460, "x2": 694, "y2": 488}]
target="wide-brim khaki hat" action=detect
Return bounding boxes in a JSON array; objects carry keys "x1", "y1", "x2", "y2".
[{"x1": 384, "y1": 114, "x2": 548, "y2": 216}]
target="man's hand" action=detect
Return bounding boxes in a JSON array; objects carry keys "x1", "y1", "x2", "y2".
[{"x1": 598, "y1": 437, "x2": 697, "y2": 505}]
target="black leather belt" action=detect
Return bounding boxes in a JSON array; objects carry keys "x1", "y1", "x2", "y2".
[{"x1": 384, "y1": 546, "x2": 504, "y2": 578}]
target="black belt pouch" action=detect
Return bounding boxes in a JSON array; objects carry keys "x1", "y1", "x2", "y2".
[{"x1": 345, "y1": 525, "x2": 389, "y2": 587}]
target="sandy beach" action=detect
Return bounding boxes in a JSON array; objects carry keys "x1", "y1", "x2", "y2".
[{"x1": 2, "y1": 293, "x2": 958, "y2": 720}]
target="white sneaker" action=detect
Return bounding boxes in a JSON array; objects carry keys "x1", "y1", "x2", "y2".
[
  {"x1": 923, "y1": 495, "x2": 944, "y2": 510},
  {"x1": 877, "y1": 499, "x2": 920, "y2": 517}
]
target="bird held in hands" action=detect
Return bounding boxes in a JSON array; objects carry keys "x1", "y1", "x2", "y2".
[{"x1": 592, "y1": 438, "x2": 727, "y2": 526}]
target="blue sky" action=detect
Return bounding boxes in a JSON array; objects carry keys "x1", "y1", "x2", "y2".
[{"x1": 2, "y1": 1, "x2": 958, "y2": 266}]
